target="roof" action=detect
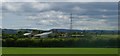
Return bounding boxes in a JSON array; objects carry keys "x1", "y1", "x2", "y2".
[
  {"x1": 34, "y1": 32, "x2": 52, "y2": 36},
  {"x1": 23, "y1": 33, "x2": 31, "y2": 36}
]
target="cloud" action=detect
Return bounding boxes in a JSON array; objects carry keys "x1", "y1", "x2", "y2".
[
  {"x1": 1, "y1": 0, "x2": 119, "y2": 2},
  {"x1": 2, "y1": 3, "x2": 23, "y2": 12},
  {"x1": 72, "y1": 18, "x2": 113, "y2": 30},
  {"x1": 0, "y1": 25, "x2": 1, "y2": 28},
  {"x1": 2, "y1": 2, "x2": 52, "y2": 13},
  {"x1": 31, "y1": 3, "x2": 50, "y2": 11},
  {"x1": 0, "y1": 13, "x2": 2, "y2": 19},
  {"x1": 2, "y1": 2, "x2": 118, "y2": 30},
  {"x1": 27, "y1": 10, "x2": 70, "y2": 28}
]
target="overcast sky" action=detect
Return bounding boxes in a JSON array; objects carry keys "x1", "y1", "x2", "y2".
[
  {"x1": 1, "y1": 0, "x2": 119, "y2": 2},
  {"x1": 1, "y1": 2, "x2": 119, "y2": 30}
]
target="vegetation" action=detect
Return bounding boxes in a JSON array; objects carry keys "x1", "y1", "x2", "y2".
[
  {"x1": 2, "y1": 48, "x2": 118, "y2": 54},
  {"x1": 2, "y1": 30, "x2": 119, "y2": 47},
  {"x1": 2, "y1": 35, "x2": 119, "y2": 47}
]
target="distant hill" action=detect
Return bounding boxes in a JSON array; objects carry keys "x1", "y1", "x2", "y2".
[
  {"x1": 2, "y1": 28, "x2": 119, "y2": 34},
  {"x1": 2, "y1": 29, "x2": 45, "y2": 34},
  {"x1": 0, "y1": 28, "x2": 1, "y2": 34},
  {"x1": 51, "y1": 29, "x2": 119, "y2": 34},
  {"x1": 2, "y1": 29, "x2": 18, "y2": 34}
]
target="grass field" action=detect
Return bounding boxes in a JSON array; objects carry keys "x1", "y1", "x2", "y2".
[{"x1": 2, "y1": 47, "x2": 119, "y2": 54}]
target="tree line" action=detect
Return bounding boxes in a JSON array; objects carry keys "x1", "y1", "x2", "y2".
[{"x1": 2, "y1": 37, "x2": 119, "y2": 48}]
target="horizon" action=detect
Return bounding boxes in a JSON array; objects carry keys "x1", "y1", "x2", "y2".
[{"x1": 1, "y1": 28, "x2": 119, "y2": 31}]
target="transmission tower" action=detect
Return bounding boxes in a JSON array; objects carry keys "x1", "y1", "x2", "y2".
[
  {"x1": 69, "y1": 13, "x2": 73, "y2": 38},
  {"x1": 70, "y1": 13, "x2": 73, "y2": 30}
]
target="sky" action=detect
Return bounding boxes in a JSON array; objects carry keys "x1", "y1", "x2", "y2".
[
  {"x1": 0, "y1": 0, "x2": 119, "y2": 2},
  {"x1": 1, "y1": 1, "x2": 119, "y2": 30}
]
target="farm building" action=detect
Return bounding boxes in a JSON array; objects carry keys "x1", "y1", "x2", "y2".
[
  {"x1": 23, "y1": 33, "x2": 31, "y2": 37},
  {"x1": 23, "y1": 29, "x2": 86, "y2": 38},
  {"x1": 34, "y1": 32, "x2": 52, "y2": 38},
  {"x1": 23, "y1": 31, "x2": 52, "y2": 38}
]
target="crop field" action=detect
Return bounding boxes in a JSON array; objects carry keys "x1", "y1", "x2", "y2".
[{"x1": 2, "y1": 47, "x2": 119, "y2": 54}]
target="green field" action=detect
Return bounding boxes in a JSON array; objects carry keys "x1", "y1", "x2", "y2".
[{"x1": 2, "y1": 48, "x2": 119, "y2": 54}]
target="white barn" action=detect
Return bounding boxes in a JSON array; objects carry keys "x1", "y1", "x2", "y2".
[
  {"x1": 34, "y1": 32, "x2": 52, "y2": 38},
  {"x1": 23, "y1": 31, "x2": 52, "y2": 38}
]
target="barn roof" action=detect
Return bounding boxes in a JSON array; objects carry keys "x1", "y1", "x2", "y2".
[
  {"x1": 23, "y1": 33, "x2": 31, "y2": 36},
  {"x1": 34, "y1": 32, "x2": 52, "y2": 36}
]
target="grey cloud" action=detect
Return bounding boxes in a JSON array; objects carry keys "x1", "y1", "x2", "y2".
[
  {"x1": 2, "y1": 2, "x2": 118, "y2": 30},
  {"x1": 2, "y1": 0, "x2": 119, "y2": 2}
]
